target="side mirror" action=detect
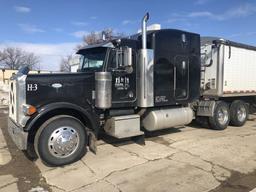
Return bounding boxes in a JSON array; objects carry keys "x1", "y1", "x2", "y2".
[
  {"x1": 116, "y1": 47, "x2": 132, "y2": 67},
  {"x1": 123, "y1": 47, "x2": 132, "y2": 67}
]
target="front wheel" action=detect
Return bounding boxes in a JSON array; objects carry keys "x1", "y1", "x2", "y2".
[
  {"x1": 209, "y1": 101, "x2": 230, "y2": 130},
  {"x1": 34, "y1": 115, "x2": 87, "y2": 166}
]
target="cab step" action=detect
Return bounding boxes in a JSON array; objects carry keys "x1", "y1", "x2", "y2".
[{"x1": 104, "y1": 114, "x2": 144, "y2": 139}]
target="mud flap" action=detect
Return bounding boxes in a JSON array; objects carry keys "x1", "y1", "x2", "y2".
[
  {"x1": 88, "y1": 132, "x2": 97, "y2": 154},
  {"x1": 132, "y1": 135, "x2": 145, "y2": 145}
]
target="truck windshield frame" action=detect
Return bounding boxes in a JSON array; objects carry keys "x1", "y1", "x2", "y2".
[{"x1": 79, "y1": 47, "x2": 107, "y2": 72}]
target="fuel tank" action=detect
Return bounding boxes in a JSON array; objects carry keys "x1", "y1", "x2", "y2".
[{"x1": 142, "y1": 107, "x2": 194, "y2": 131}]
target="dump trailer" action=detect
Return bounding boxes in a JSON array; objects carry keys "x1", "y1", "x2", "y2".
[{"x1": 197, "y1": 37, "x2": 256, "y2": 130}]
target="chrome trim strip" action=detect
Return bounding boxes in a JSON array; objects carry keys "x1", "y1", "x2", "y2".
[
  {"x1": 16, "y1": 75, "x2": 27, "y2": 126},
  {"x1": 137, "y1": 49, "x2": 154, "y2": 107}
]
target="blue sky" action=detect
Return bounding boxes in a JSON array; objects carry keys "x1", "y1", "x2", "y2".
[{"x1": 1, "y1": 0, "x2": 256, "y2": 70}]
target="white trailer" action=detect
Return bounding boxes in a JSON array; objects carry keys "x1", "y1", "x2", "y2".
[{"x1": 196, "y1": 37, "x2": 256, "y2": 130}]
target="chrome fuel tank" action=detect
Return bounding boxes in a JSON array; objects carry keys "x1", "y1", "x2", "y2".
[{"x1": 142, "y1": 107, "x2": 193, "y2": 131}]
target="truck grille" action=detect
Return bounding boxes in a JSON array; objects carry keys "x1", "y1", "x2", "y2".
[{"x1": 9, "y1": 80, "x2": 18, "y2": 122}]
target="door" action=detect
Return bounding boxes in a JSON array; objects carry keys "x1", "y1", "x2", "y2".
[
  {"x1": 174, "y1": 56, "x2": 189, "y2": 100},
  {"x1": 107, "y1": 49, "x2": 137, "y2": 107}
]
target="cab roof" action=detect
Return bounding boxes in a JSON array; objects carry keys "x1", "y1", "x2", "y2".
[{"x1": 76, "y1": 42, "x2": 114, "y2": 54}]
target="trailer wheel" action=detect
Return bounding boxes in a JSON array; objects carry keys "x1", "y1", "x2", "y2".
[
  {"x1": 209, "y1": 101, "x2": 230, "y2": 130},
  {"x1": 34, "y1": 115, "x2": 87, "y2": 166},
  {"x1": 230, "y1": 100, "x2": 248, "y2": 127}
]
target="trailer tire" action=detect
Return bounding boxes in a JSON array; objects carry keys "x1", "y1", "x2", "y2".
[
  {"x1": 230, "y1": 100, "x2": 248, "y2": 127},
  {"x1": 34, "y1": 115, "x2": 87, "y2": 166},
  {"x1": 209, "y1": 101, "x2": 230, "y2": 130}
]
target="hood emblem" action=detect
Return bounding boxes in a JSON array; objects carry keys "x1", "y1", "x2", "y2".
[{"x1": 51, "y1": 83, "x2": 62, "y2": 89}]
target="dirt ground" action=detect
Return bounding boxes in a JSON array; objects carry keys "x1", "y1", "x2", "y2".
[{"x1": 1, "y1": 105, "x2": 256, "y2": 192}]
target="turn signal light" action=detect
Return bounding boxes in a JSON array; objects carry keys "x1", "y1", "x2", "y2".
[{"x1": 23, "y1": 104, "x2": 37, "y2": 116}]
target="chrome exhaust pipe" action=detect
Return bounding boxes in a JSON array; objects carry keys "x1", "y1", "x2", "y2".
[
  {"x1": 142, "y1": 12, "x2": 149, "y2": 49},
  {"x1": 138, "y1": 12, "x2": 154, "y2": 108}
]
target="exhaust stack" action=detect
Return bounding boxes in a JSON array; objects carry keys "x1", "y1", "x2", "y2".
[
  {"x1": 137, "y1": 12, "x2": 154, "y2": 108},
  {"x1": 142, "y1": 12, "x2": 149, "y2": 49}
]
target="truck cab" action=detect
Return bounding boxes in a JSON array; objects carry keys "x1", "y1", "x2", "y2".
[
  {"x1": 8, "y1": 13, "x2": 201, "y2": 166},
  {"x1": 77, "y1": 40, "x2": 138, "y2": 108}
]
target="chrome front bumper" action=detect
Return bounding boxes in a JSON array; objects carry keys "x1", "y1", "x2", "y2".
[{"x1": 8, "y1": 118, "x2": 28, "y2": 150}]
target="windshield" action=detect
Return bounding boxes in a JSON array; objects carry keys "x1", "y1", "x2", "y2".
[{"x1": 79, "y1": 47, "x2": 107, "y2": 71}]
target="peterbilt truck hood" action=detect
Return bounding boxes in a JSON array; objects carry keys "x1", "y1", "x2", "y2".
[{"x1": 25, "y1": 72, "x2": 95, "y2": 109}]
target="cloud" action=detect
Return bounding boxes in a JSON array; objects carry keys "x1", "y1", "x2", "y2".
[
  {"x1": 122, "y1": 19, "x2": 138, "y2": 25},
  {"x1": 0, "y1": 42, "x2": 79, "y2": 71},
  {"x1": 122, "y1": 20, "x2": 132, "y2": 25},
  {"x1": 18, "y1": 24, "x2": 45, "y2": 33},
  {"x1": 188, "y1": 11, "x2": 213, "y2": 18},
  {"x1": 53, "y1": 28, "x2": 63, "y2": 32},
  {"x1": 90, "y1": 16, "x2": 97, "y2": 20},
  {"x1": 71, "y1": 21, "x2": 88, "y2": 27},
  {"x1": 222, "y1": 3, "x2": 256, "y2": 19},
  {"x1": 168, "y1": 3, "x2": 256, "y2": 23},
  {"x1": 14, "y1": 6, "x2": 31, "y2": 13},
  {"x1": 195, "y1": 0, "x2": 212, "y2": 5},
  {"x1": 212, "y1": 4, "x2": 256, "y2": 20},
  {"x1": 229, "y1": 32, "x2": 256, "y2": 38},
  {"x1": 247, "y1": 32, "x2": 256, "y2": 36},
  {"x1": 71, "y1": 31, "x2": 89, "y2": 38},
  {"x1": 167, "y1": 18, "x2": 187, "y2": 23}
]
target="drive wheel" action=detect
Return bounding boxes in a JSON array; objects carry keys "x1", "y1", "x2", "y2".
[
  {"x1": 34, "y1": 115, "x2": 87, "y2": 166},
  {"x1": 230, "y1": 100, "x2": 248, "y2": 127},
  {"x1": 209, "y1": 101, "x2": 230, "y2": 130}
]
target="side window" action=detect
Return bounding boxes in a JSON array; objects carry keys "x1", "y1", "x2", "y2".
[
  {"x1": 174, "y1": 56, "x2": 189, "y2": 100},
  {"x1": 107, "y1": 50, "x2": 117, "y2": 70}
]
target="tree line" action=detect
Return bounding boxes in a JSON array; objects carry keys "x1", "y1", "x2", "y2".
[
  {"x1": 0, "y1": 28, "x2": 122, "y2": 72},
  {"x1": 0, "y1": 47, "x2": 40, "y2": 70}
]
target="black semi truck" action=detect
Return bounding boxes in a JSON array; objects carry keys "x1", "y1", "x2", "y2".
[{"x1": 8, "y1": 13, "x2": 254, "y2": 166}]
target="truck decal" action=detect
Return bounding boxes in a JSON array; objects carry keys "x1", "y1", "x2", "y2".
[
  {"x1": 27, "y1": 84, "x2": 38, "y2": 91},
  {"x1": 115, "y1": 77, "x2": 130, "y2": 90},
  {"x1": 155, "y1": 96, "x2": 168, "y2": 103}
]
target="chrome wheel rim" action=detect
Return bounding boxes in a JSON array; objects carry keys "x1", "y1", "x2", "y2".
[
  {"x1": 237, "y1": 106, "x2": 246, "y2": 122},
  {"x1": 217, "y1": 107, "x2": 229, "y2": 125},
  {"x1": 48, "y1": 127, "x2": 79, "y2": 158}
]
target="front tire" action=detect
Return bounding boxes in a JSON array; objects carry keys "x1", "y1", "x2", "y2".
[
  {"x1": 230, "y1": 100, "x2": 248, "y2": 127},
  {"x1": 209, "y1": 101, "x2": 230, "y2": 130},
  {"x1": 34, "y1": 115, "x2": 87, "y2": 166}
]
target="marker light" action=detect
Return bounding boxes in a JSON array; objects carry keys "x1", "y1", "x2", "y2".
[{"x1": 23, "y1": 104, "x2": 37, "y2": 116}]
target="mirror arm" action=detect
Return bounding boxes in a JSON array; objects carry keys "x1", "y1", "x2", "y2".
[
  {"x1": 112, "y1": 68, "x2": 126, "y2": 76},
  {"x1": 204, "y1": 59, "x2": 213, "y2": 67},
  {"x1": 204, "y1": 45, "x2": 214, "y2": 67}
]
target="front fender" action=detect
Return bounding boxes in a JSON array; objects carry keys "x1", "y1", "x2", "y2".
[{"x1": 24, "y1": 102, "x2": 100, "y2": 134}]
